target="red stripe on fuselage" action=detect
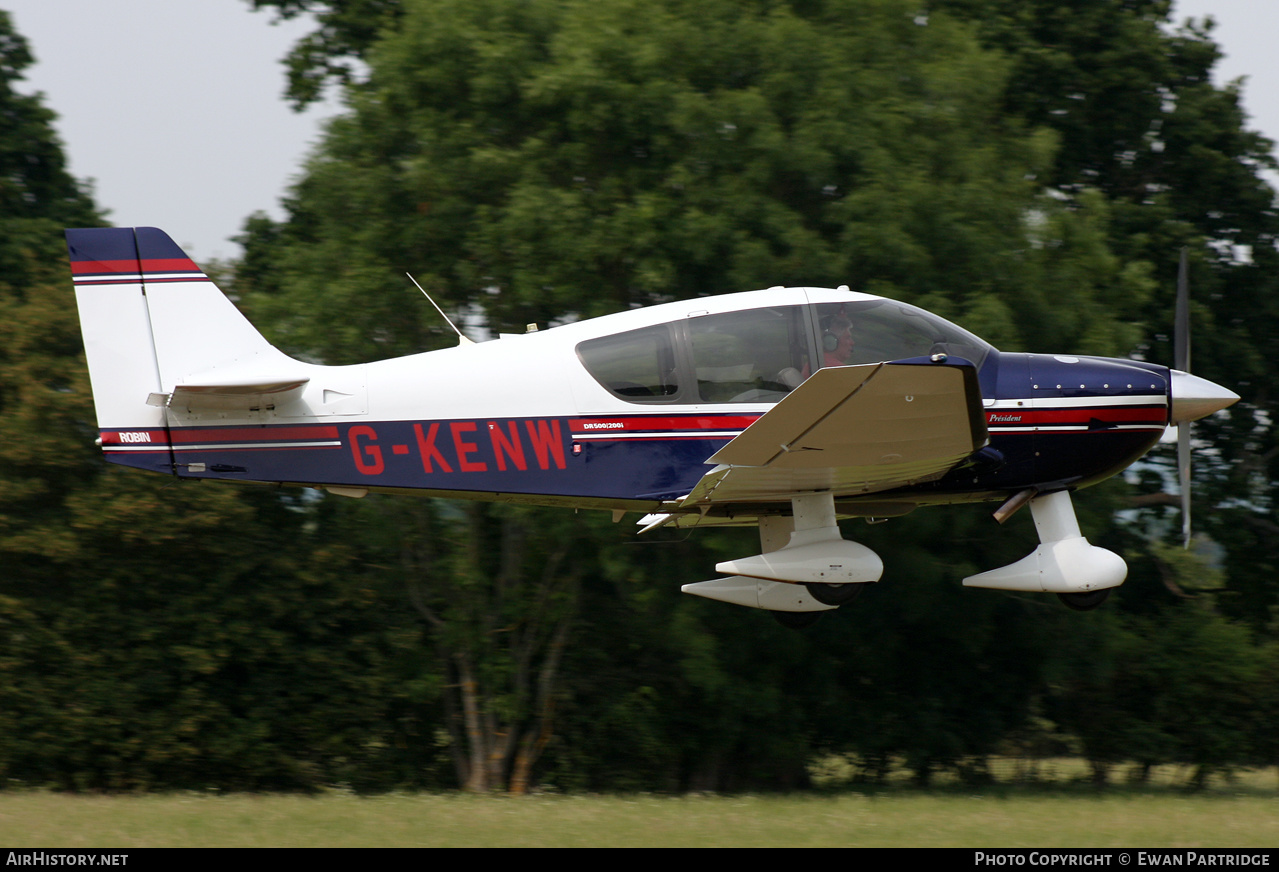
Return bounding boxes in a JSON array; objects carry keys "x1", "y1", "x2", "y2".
[
  {"x1": 102, "y1": 426, "x2": 342, "y2": 447},
  {"x1": 167, "y1": 425, "x2": 340, "y2": 443},
  {"x1": 569, "y1": 414, "x2": 760, "y2": 434},
  {"x1": 987, "y1": 406, "x2": 1165, "y2": 426}
]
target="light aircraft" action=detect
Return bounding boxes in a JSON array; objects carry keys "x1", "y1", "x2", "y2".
[{"x1": 66, "y1": 227, "x2": 1239, "y2": 626}]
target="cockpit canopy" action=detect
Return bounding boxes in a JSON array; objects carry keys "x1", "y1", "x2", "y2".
[{"x1": 576, "y1": 297, "x2": 994, "y2": 405}]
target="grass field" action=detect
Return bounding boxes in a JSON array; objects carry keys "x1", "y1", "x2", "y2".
[{"x1": 2, "y1": 769, "x2": 1277, "y2": 848}]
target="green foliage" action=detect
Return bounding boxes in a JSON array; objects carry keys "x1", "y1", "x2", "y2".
[
  {"x1": 244, "y1": 0, "x2": 404, "y2": 108},
  {"x1": 1047, "y1": 603, "x2": 1263, "y2": 786}
]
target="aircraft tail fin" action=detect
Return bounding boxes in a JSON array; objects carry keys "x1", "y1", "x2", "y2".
[{"x1": 66, "y1": 227, "x2": 303, "y2": 470}]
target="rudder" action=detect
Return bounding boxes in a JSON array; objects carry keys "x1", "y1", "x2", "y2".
[
  {"x1": 67, "y1": 228, "x2": 168, "y2": 470},
  {"x1": 66, "y1": 226, "x2": 297, "y2": 473}
]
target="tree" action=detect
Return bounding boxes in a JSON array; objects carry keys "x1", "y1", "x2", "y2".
[
  {"x1": 1047, "y1": 604, "x2": 1261, "y2": 788},
  {"x1": 395, "y1": 499, "x2": 585, "y2": 793}
]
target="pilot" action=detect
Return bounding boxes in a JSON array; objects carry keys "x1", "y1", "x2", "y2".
[{"x1": 820, "y1": 313, "x2": 854, "y2": 367}]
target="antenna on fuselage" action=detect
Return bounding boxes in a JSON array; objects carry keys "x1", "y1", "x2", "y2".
[{"x1": 406, "y1": 272, "x2": 474, "y2": 346}]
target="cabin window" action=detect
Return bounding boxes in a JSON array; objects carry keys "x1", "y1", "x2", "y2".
[
  {"x1": 577, "y1": 324, "x2": 681, "y2": 402},
  {"x1": 687, "y1": 306, "x2": 810, "y2": 403}
]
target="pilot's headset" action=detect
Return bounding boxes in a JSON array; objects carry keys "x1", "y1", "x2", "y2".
[{"x1": 821, "y1": 313, "x2": 852, "y2": 352}]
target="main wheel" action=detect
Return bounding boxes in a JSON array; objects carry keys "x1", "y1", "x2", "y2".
[
  {"x1": 805, "y1": 582, "x2": 867, "y2": 606},
  {"x1": 770, "y1": 610, "x2": 823, "y2": 629},
  {"x1": 1057, "y1": 589, "x2": 1111, "y2": 611}
]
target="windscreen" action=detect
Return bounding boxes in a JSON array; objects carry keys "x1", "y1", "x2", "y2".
[{"x1": 814, "y1": 299, "x2": 994, "y2": 369}]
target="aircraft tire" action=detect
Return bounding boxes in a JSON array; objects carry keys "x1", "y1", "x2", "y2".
[
  {"x1": 1057, "y1": 589, "x2": 1111, "y2": 612},
  {"x1": 804, "y1": 582, "x2": 867, "y2": 606},
  {"x1": 770, "y1": 610, "x2": 823, "y2": 629}
]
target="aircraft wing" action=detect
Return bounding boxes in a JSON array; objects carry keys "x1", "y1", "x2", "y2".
[{"x1": 681, "y1": 359, "x2": 988, "y2": 506}]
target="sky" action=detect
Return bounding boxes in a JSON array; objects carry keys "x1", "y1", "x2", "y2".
[
  {"x1": 6, "y1": 1, "x2": 341, "y2": 263},
  {"x1": 6, "y1": 0, "x2": 1278, "y2": 265}
]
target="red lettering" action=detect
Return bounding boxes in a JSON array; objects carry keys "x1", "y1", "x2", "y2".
[
  {"x1": 487, "y1": 421, "x2": 527, "y2": 471},
  {"x1": 349, "y1": 425, "x2": 384, "y2": 475},
  {"x1": 451, "y1": 421, "x2": 487, "y2": 472},
  {"x1": 524, "y1": 419, "x2": 566, "y2": 470},
  {"x1": 413, "y1": 423, "x2": 453, "y2": 473}
]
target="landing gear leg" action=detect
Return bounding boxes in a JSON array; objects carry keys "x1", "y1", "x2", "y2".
[
  {"x1": 760, "y1": 514, "x2": 827, "y2": 626},
  {"x1": 963, "y1": 490, "x2": 1126, "y2": 606},
  {"x1": 684, "y1": 495, "x2": 883, "y2": 626},
  {"x1": 717, "y1": 493, "x2": 883, "y2": 587},
  {"x1": 740, "y1": 496, "x2": 881, "y2": 624}
]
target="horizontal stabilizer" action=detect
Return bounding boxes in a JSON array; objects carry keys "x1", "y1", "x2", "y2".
[
  {"x1": 162, "y1": 375, "x2": 310, "y2": 410},
  {"x1": 174, "y1": 377, "x2": 310, "y2": 397}
]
